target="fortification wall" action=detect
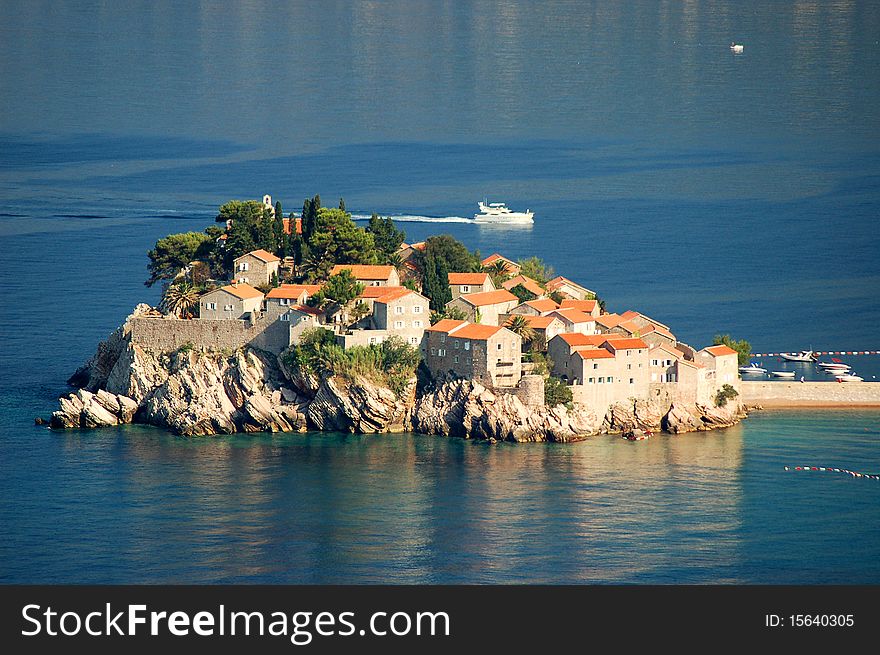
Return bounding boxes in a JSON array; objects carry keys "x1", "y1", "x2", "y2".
[
  {"x1": 740, "y1": 381, "x2": 880, "y2": 406},
  {"x1": 130, "y1": 316, "x2": 289, "y2": 354}
]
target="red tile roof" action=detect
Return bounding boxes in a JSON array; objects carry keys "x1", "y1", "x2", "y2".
[
  {"x1": 502, "y1": 274, "x2": 544, "y2": 296},
  {"x1": 452, "y1": 324, "x2": 505, "y2": 340},
  {"x1": 521, "y1": 298, "x2": 559, "y2": 314},
  {"x1": 448, "y1": 272, "x2": 490, "y2": 286},
  {"x1": 331, "y1": 264, "x2": 397, "y2": 280},
  {"x1": 481, "y1": 253, "x2": 520, "y2": 273},
  {"x1": 289, "y1": 304, "x2": 323, "y2": 316},
  {"x1": 360, "y1": 285, "x2": 405, "y2": 299},
  {"x1": 575, "y1": 348, "x2": 615, "y2": 360},
  {"x1": 218, "y1": 283, "x2": 263, "y2": 300},
  {"x1": 546, "y1": 276, "x2": 592, "y2": 294},
  {"x1": 703, "y1": 345, "x2": 738, "y2": 357},
  {"x1": 603, "y1": 338, "x2": 648, "y2": 350},
  {"x1": 280, "y1": 283, "x2": 322, "y2": 295},
  {"x1": 455, "y1": 289, "x2": 518, "y2": 307},
  {"x1": 266, "y1": 286, "x2": 307, "y2": 300},
  {"x1": 374, "y1": 287, "x2": 420, "y2": 304},
  {"x1": 558, "y1": 333, "x2": 609, "y2": 347},
  {"x1": 426, "y1": 319, "x2": 468, "y2": 333},
  {"x1": 560, "y1": 299, "x2": 598, "y2": 313},
  {"x1": 595, "y1": 313, "x2": 623, "y2": 328},
  {"x1": 239, "y1": 249, "x2": 280, "y2": 263}
]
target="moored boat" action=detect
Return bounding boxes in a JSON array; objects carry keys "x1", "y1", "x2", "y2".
[
  {"x1": 739, "y1": 363, "x2": 767, "y2": 374},
  {"x1": 834, "y1": 373, "x2": 863, "y2": 382},
  {"x1": 779, "y1": 350, "x2": 817, "y2": 362},
  {"x1": 771, "y1": 371, "x2": 797, "y2": 378}
]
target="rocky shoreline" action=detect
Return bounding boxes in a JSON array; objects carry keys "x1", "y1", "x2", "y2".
[{"x1": 50, "y1": 306, "x2": 747, "y2": 441}]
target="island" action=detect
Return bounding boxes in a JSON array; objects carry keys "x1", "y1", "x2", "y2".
[{"x1": 50, "y1": 194, "x2": 747, "y2": 442}]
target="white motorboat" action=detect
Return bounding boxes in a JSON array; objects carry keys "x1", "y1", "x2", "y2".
[
  {"x1": 771, "y1": 371, "x2": 797, "y2": 378},
  {"x1": 834, "y1": 373, "x2": 863, "y2": 382},
  {"x1": 825, "y1": 367, "x2": 851, "y2": 375},
  {"x1": 730, "y1": 43, "x2": 744, "y2": 53},
  {"x1": 779, "y1": 350, "x2": 817, "y2": 362},
  {"x1": 817, "y1": 362, "x2": 850, "y2": 370},
  {"x1": 739, "y1": 363, "x2": 767, "y2": 374},
  {"x1": 474, "y1": 201, "x2": 534, "y2": 225},
  {"x1": 821, "y1": 364, "x2": 851, "y2": 372}
]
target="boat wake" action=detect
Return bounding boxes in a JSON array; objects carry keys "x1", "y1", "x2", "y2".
[{"x1": 351, "y1": 213, "x2": 473, "y2": 224}]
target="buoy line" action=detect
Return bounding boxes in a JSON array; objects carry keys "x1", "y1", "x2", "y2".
[{"x1": 784, "y1": 466, "x2": 880, "y2": 481}]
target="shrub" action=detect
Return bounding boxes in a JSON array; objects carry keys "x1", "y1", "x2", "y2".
[
  {"x1": 715, "y1": 384, "x2": 739, "y2": 407},
  {"x1": 544, "y1": 376, "x2": 573, "y2": 407}
]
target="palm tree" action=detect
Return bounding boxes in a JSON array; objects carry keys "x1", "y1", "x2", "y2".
[
  {"x1": 505, "y1": 314, "x2": 536, "y2": 346},
  {"x1": 161, "y1": 281, "x2": 200, "y2": 318}
]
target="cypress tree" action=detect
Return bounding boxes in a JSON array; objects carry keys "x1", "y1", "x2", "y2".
[{"x1": 338, "y1": 197, "x2": 346, "y2": 212}]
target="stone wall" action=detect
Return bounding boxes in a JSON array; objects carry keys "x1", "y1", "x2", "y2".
[
  {"x1": 740, "y1": 381, "x2": 880, "y2": 406},
  {"x1": 130, "y1": 315, "x2": 290, "y2": 354}
]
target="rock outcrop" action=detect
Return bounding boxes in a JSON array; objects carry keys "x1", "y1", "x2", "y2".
[
  {"x1": 52, "y1": 306, "x2": 747, "y2": 440},
  {"x1": 412, "y1": 379, "x2": 601, "y2": 442}
]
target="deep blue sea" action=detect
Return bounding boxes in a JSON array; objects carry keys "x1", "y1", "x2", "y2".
[{"x1": 1, "y1": 1, "x2": 879, "y2": 583}]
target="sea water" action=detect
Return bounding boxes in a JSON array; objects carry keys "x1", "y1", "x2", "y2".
[{"x1": 1, "y1": 1, "x2": 878, "y2": 583}]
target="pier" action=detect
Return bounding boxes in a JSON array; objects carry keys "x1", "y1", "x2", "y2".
[{"x1": 740, "y1": 381, "x2": 880, "y2": 407}]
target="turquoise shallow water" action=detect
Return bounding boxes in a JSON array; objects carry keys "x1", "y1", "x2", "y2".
[
  {"x1": 1, "y1": 1, "x2": 879, "y2": 583},
  {"x1": 0, "y1": 411, "x2": 878, "y2": 584}
]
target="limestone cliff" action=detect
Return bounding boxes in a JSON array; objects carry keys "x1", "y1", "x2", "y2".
[{"x1": 51, "y1": 307, "x2": 746, "y2": 440}]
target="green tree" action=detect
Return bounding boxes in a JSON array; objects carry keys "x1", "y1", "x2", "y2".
[
  {"x1": 146, "y1": 232, "x2": 212, "y2": 287},
  {"x1": 715, "y1": 384, "x2": 739, "y2": 407},
  {"x1": 317, "y1": 269, "x2": 364, "y2": 306},
  {"x1": 338, "y1": 197, "x2": 346, "y2": 212},
  {"x1": 421, "y1": 250, "x2": 452, "y2": 312},
  {"x1": 160, "y1": 281, "x2": 200, "y2": 318},
  {"x1": 306, "y1": 208, "x2": 377, "y2": 276},
  {"x1": 544, "y1": 376, "x2": 573, "y2": 407},
  {"x1": 215, "y1": 199, "x2": 265, "y2": 225},
  {"x1": 713, "y1": 334, "x2": 752, "y2": 366},
  {"x1": 366, "y1": 213, "x2": 406, "y2": 262},
  {"x1": 509, "y1": 283, "x2": 537, "y2": 304},
  {"x1": 223, "y1": 218, "x2": 258, "y2": 269},
  {"x1": 302, "y1": 195, "x2": 321, "y2": 244},
  {"x1": 485, "y1": 259, "x2": 512, "y2": 288},
  {"x1": 419, "y1": 235, "x2": 481, "y2": 274},
  {"x1": 517, "y1": 256, "x2": 554, "y2": 285}
]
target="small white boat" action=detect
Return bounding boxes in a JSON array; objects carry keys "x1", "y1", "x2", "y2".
[
  {"x1": 821, "y1": 364, "x2": 851, "y2": 373},
  {"x1": 817, "y1": 362, "x2": 850, "y2": 370},
  {"x1": 834, "y1": 373, "x2": 863, "y2": 382},
  {"x1": 739, "y1": 363, "x2": 767, "y2": 374},
  {"x1": 730, "y1": 43, "x2": 744, "y2": 53},
  {"x1": 779, "y1": 350, "x2": 817, "y2": 362},
  {"x1": 474, "y1": 201, "x2": 534, "y2": 225},
  {"x1": 771, "y1": 371, "x2": 797, "y2": 378}
]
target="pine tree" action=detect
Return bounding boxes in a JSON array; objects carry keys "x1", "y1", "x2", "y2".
[{"x1": 338, "y1": 197, "x2": 346, "y2": 212}]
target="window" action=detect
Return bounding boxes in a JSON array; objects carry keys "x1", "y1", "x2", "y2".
[
  {"x1": 627, "y1": 350, "x2": 631, "y2": 356},
  {"x1": 413, "y1": 320, "x2": 423, "y2": 328},
  {"x1": 430, "y1": 348, "x2": 436, "y2": 356},
  {"x1": 629, "y1": 378, "x2": 634, "y2": 384},
  {"x1": 454, "y1": 355, "x2": 459, "y2": 364},
  {"x1": 461, "y1": 285, "x2": 470, "y2": 293},
  {"x1": 207, "y1": 302, "x2": 216, "y2": 311},
  {"x1": 395, "y1": 306, "x2": 404, "y2": 315},
  {"x1": 238, "y1": 262, "x2": 249, "y2": 271},
  {"x1": 369, "y1": 337, "x2": 377, "y2": 344},
  {"x1": 438, "y1": 348, "x2": 446, "y2": 356},
  {"x1": 440, "y1": 334, "x2": 446, "y2": 343},
  {"x1": 280, "y1": 314, "x2": 290, "y2": 322},
  {"x1": 593, "y1": 363, "x2": 598, "y2": 369},
  {"x1": 497, "y1": 343, "x2": 503, "y2": 351},
  {"x1": 651, "y1": 359, "x2": 659, "y2": 366},
  {"x1": 627, "y1": 364, "x2": 631, "y2": 370},
  {"x1": 464, "y1": 342, "x2": 470, "y2": 351},
  {"x1": 588, "y1": 377, "x2": 594, "y2": 384},
  {"x1": 280, "y1": 298, "x2": 291, "y2": 305},
  {"x1": 598, "y1": 377, "x2": 604, "y2": 383},
  {"x1": 454, "y1": 339, "x2": 460, "y2": 349},
  {"x1": 394, "y1": 321, "x2": 404, "y2": 329},
  {"x1": 223, "y1": 304, "x2": 234, "y2": 311},
  {"x1": 413, "y1": 305, "x2": 423, "y2": 314},
  {"x1": 238, "y1": 277, "x2": 249, "y2": 283},
  {"x1": 410, "y1": 337, "x2": 419, "y2": 345}
]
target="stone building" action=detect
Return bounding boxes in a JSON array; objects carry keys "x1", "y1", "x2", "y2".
[
  {"x1": 448, "y1": 272, "x2": 495, "y2": 299},
  {"x1": 501, "y1": 274, "x2": 545, "y2": 298},
  {"x1": 423, "y1": 319, "x2": 522, "y2": 387},
  {"x1": 330, "y1": 264, "x2": 400, "y2": 287},
  {"x1": 548, "y1": 308, "x2": 597, "y2": 334},
  {"x1": 199, "y1": 283, "x2": 264, "y2": 320},
  {"x1": 509, "y1": 298, "x2": 560, "y2": 317},
  {"x1": 559, "y1": 298, "x2": 600, "y2": 317},
  {"x1": 264, "y1": 285, "x2": 309, "y2": 319},
  {"x1": 698, "y1": 345, "x2": 739, "y2": 386},
  {"x1": 369, "y1": 287, "x2": 430, "y2": 347},
  {"x1": 446, "y1": 289, "x2": 519, "y2": 326},
  {"x1": 284, "y1": 305, "x2": 326, "y2": 344},
  {"x1": 233, "y1": 249, "x2": 281, "y2": 287},
  {"x1": 503, "y1": 314, "x2": 564, "y2": 351},
  {"x1": 545, "y1": 275, "x2": 594, "y2": 300}
]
